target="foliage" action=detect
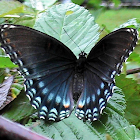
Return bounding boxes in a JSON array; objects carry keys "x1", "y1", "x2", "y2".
[
  {"x1": 96, "y1": 9, "x2": 140, "y2": 31},
  {"x1": 0, "y1": 1, "x2": 140, "y2": 140},
  {"x1": 71, "y1": 0, "x2": 121, "y2": 9},
  {"x1": 116, "y1": 74, "x2": 140, "y2": 128}
]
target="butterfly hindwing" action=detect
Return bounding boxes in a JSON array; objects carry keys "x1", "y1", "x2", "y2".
[
  {"x1": 26, "y1": 68, "x2": 74, "y2": 121},
  {"x1": 75, "y1": 69, "x2": 114, "y2": 121},
  {"x1": 0, "y1": 24, "x2": 77, "y2": 121},
  {"x1": 76, "y1": 28, "x2": 138, "y2": 121}
]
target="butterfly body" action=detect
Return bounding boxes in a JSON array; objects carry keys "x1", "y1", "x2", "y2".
[
  {"x1": 0, "y1": 24, "x2": 138, "y2": 121},
  {"x1": 75, "y1": 52, "x2": 87, "y2": 73}
]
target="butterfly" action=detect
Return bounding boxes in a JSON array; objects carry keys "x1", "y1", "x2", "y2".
[{"x1": 0, "y1": 24, "x2": 138, "y2": 121}]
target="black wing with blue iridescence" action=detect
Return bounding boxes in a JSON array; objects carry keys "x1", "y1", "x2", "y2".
[
  {"x1": 0, "y1": 24, "x2": 77, "y2": 121},
  {"x1": 75, "y1": 28, "x2": 138, "y2": 121}
]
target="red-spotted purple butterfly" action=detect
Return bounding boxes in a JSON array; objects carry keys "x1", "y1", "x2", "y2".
[{"x1": 0, "y1": 24, "x2": 138, "y2": 121}]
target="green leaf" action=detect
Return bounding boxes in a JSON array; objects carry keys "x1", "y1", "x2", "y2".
[
  {"x1": 10, "y1": 71, "x2": 24, "y2": 97},
  {"x1": 112, "y1": 0, "x2": 121, "y2": 7},
  {"x1": 88, "y1": 0, "x2": 102, "y2": 8},
  {"x1": 24, "y1": 0, "x2": 57, "y2": 10},
  {"x1": 26, "y1": 114, "x2": 106, "y2": 140},
  {"x1": 127, "y1": 52, "x2": 140, "y2": 64},
  {"x1": 34, "y1": 3, "x2": 99, "y2": 57},
  {"x1": 0, "y1": 56, "x2": 18, "y2": 68},
  {"x1": 71, "y1": 0, "x2": 85, "y2": 5},
  {"x1": 0, "y1": 1, "x2": 24, "y2": 17},
  {"x1": 26, "y1": 105, "x2": 140, "y2": 140},
  {"x1": 0, "y1": 70, "x2": 24, "y2": 110},
  {"x1": 0, "y1": 69, "x2": 5, "y2": 83},
  {"x1": 114, "y1": 18, "x2": 140, "y2": 30},
  {"x1": 105, "y1": 114, "x2": 140, "y2": 139},
  {"x1": 1, "y1": 91, "x2": 36, "y2": 122},
  {"x1": 0, "y1": 1, "x2": 37, "y2": 27},
  {"x1": 116, "y1": 74, "x2": 140, "y2": 127},
  {"x1": 106, "y1": 87, "x2": 126, "y2": 117}
]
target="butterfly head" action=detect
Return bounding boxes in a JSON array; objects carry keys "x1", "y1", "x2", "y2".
[
  {"x1": 75, "y1": 51, "x2": 87, "y2": 73},
  {"x1": 78, "y1": 51, "x2": 87, "y2": 58}
]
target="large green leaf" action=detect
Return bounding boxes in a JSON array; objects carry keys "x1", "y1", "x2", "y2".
[
  {"x1": 34, "y1": 3, "x2": 100, "y2": 57},
  {"x1": 26, "y1": 105, "x2": 140, "y2": 140},
  {"x1": 116, "y1": 74, "x2": 140, "y2": 127}
]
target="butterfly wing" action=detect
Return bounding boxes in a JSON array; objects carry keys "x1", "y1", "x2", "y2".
[
  {"x1": 0, "y1": 24, "x2": 77, "y2": 121},
  {"x1": 75, "y1": 28, "x2": 138, "y2": 121}
]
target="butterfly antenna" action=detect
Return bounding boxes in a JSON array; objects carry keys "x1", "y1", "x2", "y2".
[
  {"x1": 63, "y1": 28, "x2": 82, "y2": 52},
  {"x1": 82, "y1": 27, "x2": 105, "y2": 52}
]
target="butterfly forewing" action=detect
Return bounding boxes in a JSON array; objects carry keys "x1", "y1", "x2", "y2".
[
  {"x1": 0, "y1": 24, "x2": 77, "y2": 121},
  {"x1": 75, "y1": 28, "x2": 138, "y2": 121},
  {"x1": 87, "y1": 28, "x2": 138, "y2": 79}
]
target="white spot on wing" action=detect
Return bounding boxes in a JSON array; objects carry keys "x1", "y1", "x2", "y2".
[
  {"x1": 28, "y1": 79, "x2": 33, "y2": 86},
  {"x1": 92, "y1": 94, "x2": 95, "y2": 102},
  {"x1": 42, "y1": 87, "x2": 48, "y2": 94},
  {"x1": 48, "y1": 117, "x2": 55, "y2": 121},
  {"x1": 55, "y1": 95, "x2": 61, "y2": 104},
  {"x1": 66, "y1": 110, "x2": 70, "y2": 117},
  {"x1": 32, "y1": 104, "x2": 37, "y2": 109},
  {"x1": 23, "y1": 68, "x2": 29, "y2": 75},
  {"x1": 78, "y1": 99, "x2": 85, "y2": 108},
  {"x1": 48, "y1": 93, "x2": 54, "y2": 101},
  {"x1": 9, "y1": 25, "x2": 16, "y2": 28},
  {"x1": 39, "y1": 111, "x2": 46, "y2": 116},
  {"x1": 3, "y1": 25, "x2": 8, "y2": 28},
  {"x1": 93, "y1": 107, "x2": 98, "y2": 113},
  {"x1": 97, "y1": 89, "x2": 100, "y2": 96},
  {"x1": 107, "y1": 95, "x2": 111, "y2": 102},
  {"x1": 38, "y1": 81, "x2": 45, "y2": 88},
  {"x1": 86, "y1": 97, "x2": 90, "y2": 104},
  {"x1": 35, "y1": 96, "x2": 41, "y2": 104},
  {"x1": 26, "y1": 94, "x2": 31, "y2": 101},
  {"x1": 101, "y1": 82, "x2": 104, "y2": 89},
  {"x1": 59, "y1": 110, "x2": 66, "y2": 118},
  {"x1": 100, "y1": 106, "x2": 105, "y2": 114},
  {"x1": 4, "y1": 39, "x2": 7, "y2": 44},
  {"x1": 93, "y1": 117, "x2": 97, "y2": 121},
  {"x1": 18, "y1": 59, "x2": 23, "y2": 66},
  {"x1": 41, "y1": 106, "x2": 48, "y2": 112},
  {"x1": 30, "y1": 88, "x2": 36, "y2": 95},
  {"x1": 40, "y1": 115, "x2": 45, "y2": 119},
  {"x1": 63, "y1": 99, "x2": 70, "y2": 107},
  {"x1": 86, "y1": 109, "x2": 91, "y2": 115}
]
